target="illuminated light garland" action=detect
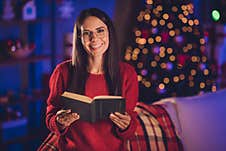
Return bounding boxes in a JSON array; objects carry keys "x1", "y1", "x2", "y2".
[
  {"x1": 146, "y1": 0, "x2": 153, "y2": 5},
  {"x1": 144, "y1": 14, "x2": 151, "y2": 20},
  {"x1": 135, "y1": 30, "x2": 142, "y2": 37},
  {"x1": 151, "y1": 19, "x2": 158, "y2": 26},
  {"x1": 200, "y1": 82, "x2": 205, "y2": 89},
  {"x1": 172, "y1": 6, "x2": 178, "y2": 12},
  {"x1": 142, "y1": 48, "x2": 148, "y2": 54},
  {"x1": 167, "y1": 48, "x2": 173, "y2": 54},
  {"x1": 148, "y1": 38, "x2": 154, "y2": 44},
  {"x1": 167, "y1": 22, "x2": 173, "y2": 29},
  {"x1": 159, "y1": 83, "x2": 165, "y2": 89},
  {"x1": 163, "y1": 77, "x2": 170, "y2": 84},
  {"x1": 163, "y1": 13, "x2": 169, "y2": 20},
  {"x1": 155, "y1": 36, "x2": 162, "y2": 42},
  {"x1": 137, "y1": 75, "x2": 142, "y2": 81},
  {"x1": 151, "y1": 61, "x2": 157, "y2": 67},
  {"x1": 191, "y1": 69, "x2": 197, "y2": 76},
  {"x1": 189, "y1": 81, "x2": 195, "y2": 87},
  {"x1": 173, "y1": 76, "x2": 180, "y2": 83},
  {"x1": 188, "y1": 20, "x2": 194, "y2": 26},
  {"x1": 199, "y1": 38, "x2": 205, "y2": 44},
  {"x1": 179, "y1": 74, "x2": 185, "y2": 80},
  {"x1": 169, "y1": 30, "x2": 176, "y2": 37},
  {"x1": 159, "y1": 19, "x2": 166, "y2": 26},
  {"x1": 204, "y1": 69, "x2": 209, "y2": 75},
  {"x1": 137, "y1": 62, "x2": 144, "y2": 69},
  {"x1": 169, "y1": 55, "x2": 176, "y2": 61}
]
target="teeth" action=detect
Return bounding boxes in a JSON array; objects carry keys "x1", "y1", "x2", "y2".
[{"x1": 90, "y1": 43, "x2": 102, "y2": 49}]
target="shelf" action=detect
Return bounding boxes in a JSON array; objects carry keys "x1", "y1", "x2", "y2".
[
  {"x1": 0, "y1": 18, "x2": 67, "y2": 26},
  {"x1": 0, "y1": 55, "x2": 50, "y2": 66}
]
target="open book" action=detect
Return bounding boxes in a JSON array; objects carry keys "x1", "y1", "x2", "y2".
[{"x1": 61, "y1": 91, "x2": 125, "y2": 122}]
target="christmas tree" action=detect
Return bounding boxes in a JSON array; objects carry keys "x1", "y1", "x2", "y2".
[{"x1": 124, "y1": 0, "x2": 217, "y2": 103}]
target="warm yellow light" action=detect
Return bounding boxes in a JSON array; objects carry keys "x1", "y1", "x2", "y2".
[
  {"x1": 189, "y1": 81, "x2": 194, "y2": 87},
  {"x1": 191, "y1": 56, "x2": 198, "y2": 62},
  {"x1": 144, "y1": 81, "x2": 151, "y2": 88},
  {"x1": 194, "y1": 19, "x2": 199, "y2": 25},
  {"x1": 157, "y1": 5, "x2": 163, "y2": 11},
  {"x1": 137, "y1": 15, "x2": 143, "y2": 22},
  {"x1": 202, "y1": 56, "x2": 207, "y2": 62},
  {"x1": 146, "y1": 0, "x2": 153, "y2": 5},
  {"x1": 173, "y1": 76, "x2": 180, "y2": 83},
  {"x1": 187, "y1": 43, "x2": 193, "y2": 49},
  {"x1": 183, "y1": 47, "x2": 188, "y2": 52},
  {"x1": 133, "y1": 48, "x2": 140, "y2": 54},
  {"x1": 151, "y1": 19, "x2": 158, "y2": 26},
  {"x1": 159, "y1": 52, "x2": 165, "y2": 58},
  {"x1": 137, "y1": 62, "x2": 143, "y2": 69},
  {"x1": 169, "y1": 55, "x2": 176, "y2": 61},
  {"x1": 144, "y1": 14, "x2": 151, "y2": 20},
  {"x1": 169, "y1": 30, "x2": 176, "y2": 37},
  {"x1": 200, "y1": 38, "x2": 205, "y2": 44},
  {"x1": 142, "y1": 48, "x2": 148, "y2": 54},
  {"x1": 191, "y1": 69, "x2": 197, "y2": 76},
  {"x1": 155, "y1": 36, "x2": 162, "y2": 42},
  {"x1": 188, "y1": 20, "x2": 194, "y2": 26},
  {"x1": 135, "y1": 30, "x2": 142, "y2": 37},
  {"x1": 187, "y1": 27, "x2": 192, "y2": 32},
  {"x1": 163, "y1": 13, "x2": 169, "y2": 20},
  {"x1": 160, "y1": 46, "x2": 166, "y2": 52},
  {"x1": 167, "y1": 23, "x2": 173, "y2": 29},
  {"x1": 182, "y1": 17, "x2": 188, "y2": 23},
  {"x1": 179, "y1": 74, "x2": 185, "y2": 80},
  {"x1": 172, "y1": 6, "x2": 178, "y2": 12},
  {"x1": 204, "y1": 69, "x2": 209, "y2": 75},
  {"x1": 181, "y1": 5, "x2": 187, "y2": 11},
  {"x1": 178, "y1": 14, "x2": 184, "y2": 19},
  {"x1": 137, "y1": 75, "x2": 142, "y2": 81},
  {"x1": 182, "y1": 26, "x2": 187, "y2": 32},
  {"x1": 167, "y1": 48, "x2": 173, "y2": 54},
  {"x1": 159, "y1": 19, "x2": 166, "y2": 26},
  {"x1": 159, "y1": 83, "x2": 165, "y2": 89},
  {"x1": 183, "y1": 11, "x2": 189, "y2": 16},
  {"x1": 124, "y1": 53, "x2": 131, "y2": 61},
  {"x1": 151, "y1": 61, "x2": 157, "y2": 67},
  {"x1": 148, "y1": 38, "x2": 154, "y2": 44},
  {"x1": 200, "y1": 82, "x2": 205, "y2": 89},
  {"x1": 132, "y1": 54, "x2": 138, "y2": 60},
  {"x1": 155, "y1": 56, "x2": 160, "y2": 61},
  {"x1": 212, "y1": 85, "x2": 217, "y2": 92},
  {"x1": 139, "y1": 38, "x2": 147, "y2": 45},
  {"x1": 163, "y1": 77, "x2": 170, "y2": 84},
  {"x1": 136, "y1": 37, "x2": 140, "y2": 44},
  {"x1": 160, "y1": 63, "x2": 167, "y2": 69}
]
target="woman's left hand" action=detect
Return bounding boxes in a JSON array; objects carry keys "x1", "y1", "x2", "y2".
[{"x1": 109, "y1": 112, "x2": 131, "y2": 130}]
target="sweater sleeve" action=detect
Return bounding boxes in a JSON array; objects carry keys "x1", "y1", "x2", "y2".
[
  {"x1": 45, "y1": 63, "x2": 69, "y2": 136},
  {"x1": 116, "y1": 63, "x2": 139, "y2": 139}
]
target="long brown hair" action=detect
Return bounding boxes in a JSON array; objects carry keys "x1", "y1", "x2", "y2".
[{"x1": 69, "y1": 8, "x2": 121, "y2": 95}]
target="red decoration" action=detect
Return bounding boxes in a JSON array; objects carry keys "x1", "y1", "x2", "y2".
[{"x1": 177, "y1": 54, "x2": 190, "y2": 66}]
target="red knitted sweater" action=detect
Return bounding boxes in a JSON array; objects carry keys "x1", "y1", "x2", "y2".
[{"x1": 46, "y1": 60, "x2": 138, "y2": 151}]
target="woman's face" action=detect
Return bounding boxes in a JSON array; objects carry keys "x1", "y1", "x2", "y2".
[{"x1": 81, "y1": 16, "x2": 109, "y2": 58}]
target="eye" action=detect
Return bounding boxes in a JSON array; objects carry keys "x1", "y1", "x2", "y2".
[
  {"x1": 82, "y1": 31, "x2": 90, "y2": 36},
  {"x1": 96, "y1": 28, "x2": 105, "y2": 34}
]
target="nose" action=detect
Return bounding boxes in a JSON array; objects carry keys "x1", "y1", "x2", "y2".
[{"x1": 90, "y1": 32, "x2": 98, "y2": 41}]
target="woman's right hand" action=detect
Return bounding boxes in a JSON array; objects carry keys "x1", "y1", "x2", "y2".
[{"x1": 56, "y1": 109, "x2": 80, "y2": 130}]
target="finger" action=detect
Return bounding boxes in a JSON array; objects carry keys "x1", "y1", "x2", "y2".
[
  {"x1": 110, "y1": 118, "x2": 126, "y2": 129},
  {"x1": 56, "y1": 109, "x2": 71, "y2": 116},
  {"x1": 114, "y1": 112, "x2": 131, "y2": 120}
]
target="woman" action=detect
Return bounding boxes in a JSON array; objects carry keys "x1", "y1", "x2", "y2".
[{"x1": 46, "y1": 8, "x2": 138, "y2": 151}]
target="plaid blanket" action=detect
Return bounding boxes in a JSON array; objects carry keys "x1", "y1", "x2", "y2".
[
  {"x1": 37, "y1": 103, "x2": 183, "y2": 151},
  {"x1": 127, "y1": 102, "x2": 183, "y2": 151}
]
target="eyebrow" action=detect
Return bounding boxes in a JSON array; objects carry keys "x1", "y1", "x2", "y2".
[{"x1": 83, "y1": 26, "x2": 105, "y2": 31}]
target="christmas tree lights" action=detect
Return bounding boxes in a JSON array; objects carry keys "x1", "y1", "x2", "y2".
[{"x1": 124, "y1": 0, "x2": 216, "y2": 102}]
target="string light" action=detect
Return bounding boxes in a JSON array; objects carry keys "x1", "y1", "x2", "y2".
[
  {"x1": 204, "y1": 69, "x2": 209, "y2": 75},
  {"x1": 148, "y1": 38, "x2": 154, "y2": 44},
  {"x1": 142, "y1": 48, "x2": 148, "y2": 54},
  {"x1": 169, "y1": 30, "x2": 176, "y2": 37},
  {"x1": 163, "y1": 77, "x2": 170, "y2": 84},
  {"x1": 150, "y1": 61, "x2": 157, "y2": 67},
  {"x1": 155, "y1": 36, "x2": 162, "y2": 42},
  {"x1": 135, "y1": 30, "x2": 142, "y2": 37},
  {"x1": 169, "y1": 55, "x2": 176, "y2": 61},
  {"x1": 137, "y1": 75, "x2": 142, "y2": 82},
  {"x1": 146, "y1": 0, "x2": 153, "y2": 5},
  {"x1": 167, "y1": 22, "x2": 173, "y2": 29},
  {"x1": 200, "y1": 82, "x2": 205, "y2": 89},
  {"x1": 159, "y1": 19, "x2": 166, "y2": 26},
  {"x1": 167, "y1": 48, "x2": 173, "y2": 54},
  {"x1": 151, "y1": 19, "x2": 158, "y2": 26},
  {"x1": 137, "y1": 62, "x2": 143, "y2": 69},
  {"x1": 163, "y1": 13, "x2": 169, "y2": 20},
  {"x1": 144, "y1": 14, "x2": 151, "y2": 20},
  {"x1": 159, "y1": 83, "x2": 165, "y2": 89},
  {"x1": 173, "y1": 76, "x2": 180, "y2": 83},
  {"x1": 172, "y1": 6, "x2": 178, "y2": 12}
]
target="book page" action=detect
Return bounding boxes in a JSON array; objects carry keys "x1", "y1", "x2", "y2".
[
  {"x1": 93, "y1": 95, "x2": 123, "y2": 100},
  {"x1": 62, "y1": 91, "x2": 92, "y2": 103}
]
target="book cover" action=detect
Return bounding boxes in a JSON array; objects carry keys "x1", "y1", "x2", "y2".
[{"x1": 61, "y1": 91, "x2": 125, "y2": 122}]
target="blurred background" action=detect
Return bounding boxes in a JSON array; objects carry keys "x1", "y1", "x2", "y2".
[{"x1": 0, "y1": 0, "x2": 226, "y2": 150}]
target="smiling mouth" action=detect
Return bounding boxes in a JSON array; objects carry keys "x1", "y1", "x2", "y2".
[{"x1": 90, "y1": 43, "x2": 103, "y2": 50}]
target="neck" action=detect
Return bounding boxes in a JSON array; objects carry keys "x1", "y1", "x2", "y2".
[{"x1": 87, "y1": 56, "x2": 104, "y2": 74}]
